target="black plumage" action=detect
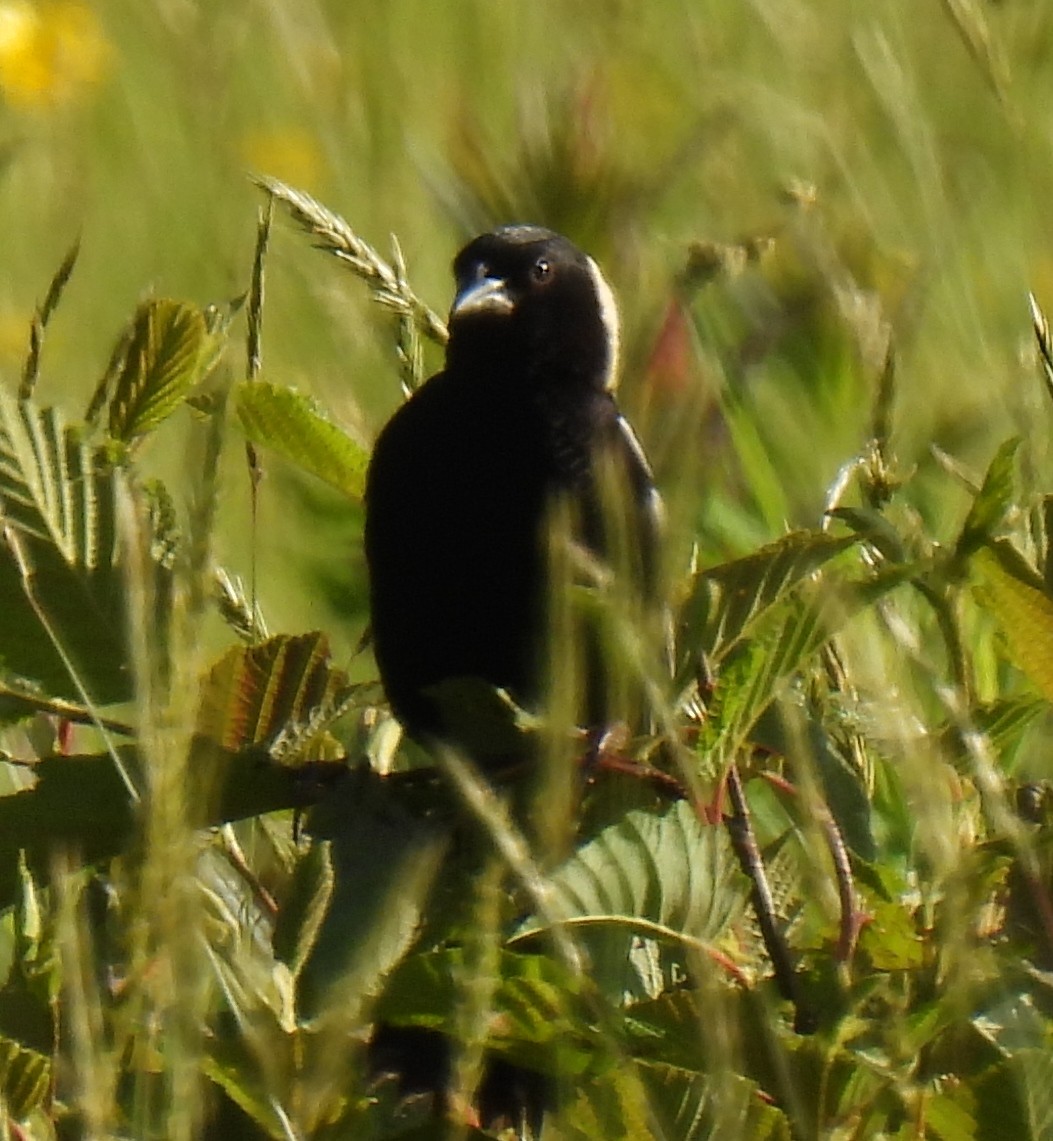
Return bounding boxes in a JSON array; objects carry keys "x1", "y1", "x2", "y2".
[{"x1": 364, "y1": 225, "x2": 660, "y2": 753}]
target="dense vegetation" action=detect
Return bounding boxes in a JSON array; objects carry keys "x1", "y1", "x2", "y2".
[{"x1": 2, "y1": 2, "x2": 1053, "y2": 1137}]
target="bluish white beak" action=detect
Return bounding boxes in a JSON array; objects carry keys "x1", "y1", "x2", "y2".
[{"x1": 450, "y1": 276, "x2": 515, "y2": 320}]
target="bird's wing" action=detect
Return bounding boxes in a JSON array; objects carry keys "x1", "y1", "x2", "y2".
[{"x1": 612, "y1": 413, "x2": 664, "y2": 591}]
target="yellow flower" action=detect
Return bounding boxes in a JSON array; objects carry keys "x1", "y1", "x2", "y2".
[
  {"x1": 0, "y1": 1, "x2": 110, "y2": 110},
  {"x1": 239, "y1": 128, "x2": 326, "y2": 189}
]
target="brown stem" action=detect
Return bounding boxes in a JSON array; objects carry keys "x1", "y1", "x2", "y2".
[{"x1": 725, "y1": 763, "x2": 816, "y2": 1033}]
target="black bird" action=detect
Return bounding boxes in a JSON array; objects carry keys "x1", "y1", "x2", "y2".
[{"x1": 364, "y1": 225, "x2": 661, "y2": 755}]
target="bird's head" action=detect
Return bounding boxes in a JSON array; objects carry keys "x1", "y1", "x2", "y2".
[{"x1": 446, "y1": 226, "x2": 620, "y2": 393}]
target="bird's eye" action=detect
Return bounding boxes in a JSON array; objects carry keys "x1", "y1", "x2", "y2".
[{"x1": 532, "y1": 258, "x2": 551, "y2": 283}]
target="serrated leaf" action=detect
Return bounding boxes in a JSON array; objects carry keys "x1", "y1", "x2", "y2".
[
  {"x1": 957, "y1": 437, "x2": 1021, "y2": 557},
  {"x1": 0, "y1": 390, "x2": 137, "y2": 701},
  {"x1": 272, "y1": 839, "x2": 335, "y2": 980},
  {"x1": 558, "y1": 1062, "x2": 660, "y2": 1141},
  {"x1": 623, "y1": 990, "x2": 707, "y2": 1069},
  {"x1": 972, "y1": 1053, "x2": 1043, "y2": 1141},
  {"x1": 202, "y1": 1049, "x2": 294, "y2": 1141},
  {"x1": 972, "y1": 542, "x2": 1053, "y2": 701},
  {"x1": 698, "y1": 567, "x2": 911, "y2": 774},
  {"x1": 235, "y1": 381, "x2": 368, "y2": 502},
  {"x1": 947, "y1": 697, "x2": 1046, "y2": 770},
  {"x1": 107, "y1": 298, "x2": 216, "y2": 442},
  {"x1": 0, "y1": 1034, "x2": 50, "y2": 1120},
  {"x1": 858, "y1": 900, "x2": 925, "y2": 970},
  {"x1": 297, "y1": 769, "x2": 451, "y2": 1019},
  {"x1": 807, "y1": 718, "x2": 876, "y2": 862},
  {"x1": 678, "y1": 530, "x2": 858, "y2": 675},
  {"x1": 0, "y1": 393, "x2": 114, "y2": 562},
  {"x1": 514, "y1": 802, "x2": 748, "y2": 956},
  {"x1": 637, "y1": 1061, "x2": 791, "y2": 1141},
  {"x1": 196, "y1": 632, "x2": 356, "y2": 762},
  {"x1": 377, "y1": 946, "x2": 602, "y2": 1078},
  {"x1": 1017, "y1": 1048, "x2": 1053, "y2": 1139}
]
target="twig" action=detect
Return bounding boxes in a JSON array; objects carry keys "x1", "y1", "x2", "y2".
[
  {"x1": 759, "y1": 765, "x2": 864, "y2": 964},
  {"x1": 218, "y1": 824, "x2": 279, "y2": 921},
  {"x1": 724, "y1": 763, "x2": 815, "y2": 1033},
  {"x1": 0, "y1": 684, "x2": 134, "y2": 737}
]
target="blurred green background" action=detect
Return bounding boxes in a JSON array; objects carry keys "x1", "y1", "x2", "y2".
[{"x1": 1, "y1": 0, "x2": 1050, "y2": 657}]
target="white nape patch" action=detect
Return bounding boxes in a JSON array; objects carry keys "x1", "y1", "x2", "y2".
[{"x1": 585, "y1": 255, "x2": 621, "y2": 392}]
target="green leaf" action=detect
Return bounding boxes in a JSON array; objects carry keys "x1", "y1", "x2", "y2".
[
  {"x1": 698, "y1": 567, "x2": 911, "y2": 774},
  {"x1": 0, "y1": 391, "x2": 136, "y2": 702},
  {"x1": 106, "y1": 298, "x2": 217, "y2": 442},
  {"x1": 857, "y1": 900, "x2": 925, "y2": 970},
  {"x1": 378, "y1": 947, "x2": 603, "y2": 1078},
  {"x1": 946, "y1": 697, "x2": 1046, "y2": 772},
  {"x1": 806, "y1": 716, "x2": 876, "y2": 862},
  {"x1": 512, "y1": 801, "x2": 749, "y2": 1001},
  {"x1": 678, "y1": 530, "x2": 858, "y2": 676},
  {"x1": 624, "y1": 990, "x2": 743, "y2": 1075},
  {"x1": 971, "y1": 542, "x2": 1053, "y2": 702},
  {"x1": 272, "y1": 839, "x2": 335, "y2": 980},
  {"x1": 972, "y1": 1053, "x2": 1047, "y2": 1141},
  {"x1": 699, "y1": 606, "x2": 827, "y2": 776},
  {"x1": 297, "y1": 770, "x2": 452, "y2": 1019},
  {"x1": 0, "y1": 750, "x2": 138, "y2": 906},
  {"x1": 558, "y1": 1062, "x2": 663, "y2": 1141},
  {"x1": 202, "y1": 1048, "x2": 296, "y2": 1141},
  {"x1": 0, "y1": 739, "x2": 331, "y2": 908},
  {"x1": 235, "y1": 380, "x2": 368, "y2": 501},
  {"x1": 922, "y1": 1081, "x2": 978, "y2": 1141},
  {"x1": 1016, "y1": 1049, "x2": 1053, "y2": 1140},
  {"x1": 956, "y1": 437, "x2": 1021, "y2": 557},
  {"x1": 625, "y1": 989, "x2": 814, "y2": 1136},
  {"x1": 637, "y1": 1062, "x2": 791, "y2": 1141}
]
